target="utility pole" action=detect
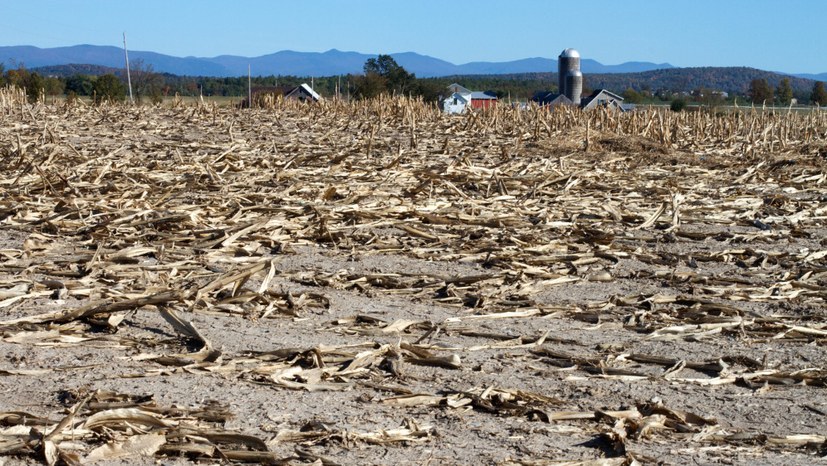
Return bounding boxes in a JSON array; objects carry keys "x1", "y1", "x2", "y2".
[
  {"x1": 123, "y1": 32, "x2": 134, "y2": 104},
  {"x1": 248, "y1": 64, "x2": 252, "y2": 108}
]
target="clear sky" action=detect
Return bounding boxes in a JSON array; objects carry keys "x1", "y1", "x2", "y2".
[{"x1": 1, "y1": 0, "x2": 824, "y2": 73}]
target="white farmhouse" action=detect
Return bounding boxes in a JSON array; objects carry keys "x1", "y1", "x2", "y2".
[{"x1": 442, "y1": 83, "x2": 473, "y2": 114}]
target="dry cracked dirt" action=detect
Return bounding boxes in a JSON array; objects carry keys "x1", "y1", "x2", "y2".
[{"x1": 1, "y1": 94, "x2": 826, "y2": 465}]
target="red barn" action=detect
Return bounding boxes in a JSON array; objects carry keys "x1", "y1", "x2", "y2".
[
  {"x1": 470, "y1": 91, "x2": 498, "y2": 109},
  {"x1": 441, "y1": 84, "x2": 498, "y2": 114}
]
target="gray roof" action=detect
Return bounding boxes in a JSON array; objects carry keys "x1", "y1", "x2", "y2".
[
  {"x1": 581, "y1": 89, "x2": 626, "y2": 110},
  {"x1": 470, "y1": 91, "x2": 497, "y2": 100},
  {"x1": 447, "y1": 83, "x2": 472, "y2": 94},
  {"x1": 279, "y1": 83, "x2": 322, "y2": 101},
  {"x1": 532, "y1": 92, "x2": 574, "y2": 106},
  {"x1": 299, "y1": 83, "x2": 321, "y2": 100},
  {"x1": 447, "y1": 92, "x2": 469, "y2": 103}
]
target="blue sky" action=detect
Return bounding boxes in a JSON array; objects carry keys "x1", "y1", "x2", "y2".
[{"x1": 1, "y1": 0, "x2": 825, "y2": 73}]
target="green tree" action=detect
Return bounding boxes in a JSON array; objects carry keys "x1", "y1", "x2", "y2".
[
  {"x1": 622, "y1": 87, "x2": 642, "y2": 103},
  {"x1": 353, "y1": 72, "x2": 387, "y2": 99},
  {"x1": 362, "y1": 54, "x2": 415, "y2": 95},
  {"x1": 42, "y1": 77, "x2": 64, "y2": 97},
  {"x1": 775, "y1": 78, "x2": 793, "y2": 105},
  {"x1": 23, "y1": 72, "x2": 44, "y2": 103},
  {"x1": 65, "y1": 74, "x2": 96, "y2": 96},
  {"x1": 811, "y1": 81, "x2": 827, "y2": 106},
  {"x1": 670, "y1": 98, "x2": 687, "y2": 112},
  {"x1": 748, "y1": 78, "x2": 773, "y2": 104},
  {"x1": 412, "y1": 79, "x2": 444, "y2": 102},
  {"x1": 92, "y1": 74, "x2": 126, "y2": 103},
  {"x1": 0, "y1": 64, "x2": 5, "y2": 87}
]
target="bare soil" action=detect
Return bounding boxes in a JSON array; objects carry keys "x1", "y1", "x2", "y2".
[{"x1": 1, "y1": 98, "x2": 826, "y2": 465}]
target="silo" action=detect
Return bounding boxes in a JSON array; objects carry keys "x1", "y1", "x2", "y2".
[
  {"x1": 565, "y1": 70, "x2": 583, "y2": 105},
  {"x1": 558, "y1": 48, "x2": 580, "y2": 97}
]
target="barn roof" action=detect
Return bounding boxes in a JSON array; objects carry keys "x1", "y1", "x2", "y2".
[
  {"x1": 580, "y1": 89, "x2": 625, "y2": 109},
  {"x1": 532, "y1": 92, "x2": 574, "y2": 106},
  {"x1": 470, "y1": 91, "x2": 497, "y2": 100},
  {"x1": 451, "y1": 92, "x2": 470, "y2": 103},
  {"x1": 284, "y1": 83, "x2": 322, "y2": 101},
  {"x1": 447, "y1": 83, "x2": 472, "y2": 94},
  {"x1": 581, "y1": 89, "x2": 624, "y2": 104},
  {"x1": 300, "y1": 83, "x2": 321, "y2": 100}
]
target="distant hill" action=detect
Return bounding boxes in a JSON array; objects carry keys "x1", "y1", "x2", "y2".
[
  {"x1": 0, "y1": 45, "x2": 226, "y2": 76},
  {"x1": 32, "y1": 63, "x2": 121, "y2": 77},
  {"x1": 456, "y1": 67, "x2": 818, "y2": 97},
  {"x1": 1, "y1": 44, "x2": 675, "y2": 78},
  {"x1": 793, "y1": 72, "x2": 827, "y2": 82},
  {"x1": 582, "y1": 67, "x2": 817, "y2": 96},
  {"x1": 5, "y1": 44, "x2": 824, "y2": 85}
]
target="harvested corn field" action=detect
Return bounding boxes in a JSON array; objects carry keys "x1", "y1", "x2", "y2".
[{"x1": 1, "y1": 87, "x2": 826, "y2": 465}]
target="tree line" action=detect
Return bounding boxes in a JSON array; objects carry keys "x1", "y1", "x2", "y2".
[
  {"x1": 0, "y1": 61, "x2": 162, "y2": 104},
  {"x1": 6, "y1": 56, "x2": 447, "y2": 103},
  {"x1": 4, "y1": 57, "x2": 827, "y2": 106},
  {"x1": 748, "y1": 77, "x2": 826, "y2": 106}
]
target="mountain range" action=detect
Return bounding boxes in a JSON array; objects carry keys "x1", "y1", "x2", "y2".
[
  {"x1": 0, "y1": 44, "x2": 679, "y2": 78},
  {"x1": 2, "y1": 45, "x2": 824, "y2": 84}
]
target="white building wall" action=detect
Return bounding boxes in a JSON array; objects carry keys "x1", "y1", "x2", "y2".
[{"x1": 443, "y1": 92, "x2": 471, "y2": 114}]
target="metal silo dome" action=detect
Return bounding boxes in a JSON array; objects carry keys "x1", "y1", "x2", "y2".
[{"x1": 560, "y1": 48, "x2": 580, "y2": 58}]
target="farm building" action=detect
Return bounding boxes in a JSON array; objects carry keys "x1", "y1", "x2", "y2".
[
  {"x1": 284, "y1": 83, "x2": 322, "y2": 102},
  {"x1": 441, "y1": 83, "x2": 498, "y2": 114},
  {"x1": 442, "y1": 84, "x2": 472, "y2": 114},
  {"x1": 532, "y1": 91, "x2": 574, "y2": 107},
  {"x1": 580, "y1": 89, "x2": 632, "y2": 111},
  {"x1": 245, "y1": 83, "x2": 322, "y2": 107},
  {"x1": 470, "y1": 91, "x2": 498, "y2": 109}
]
